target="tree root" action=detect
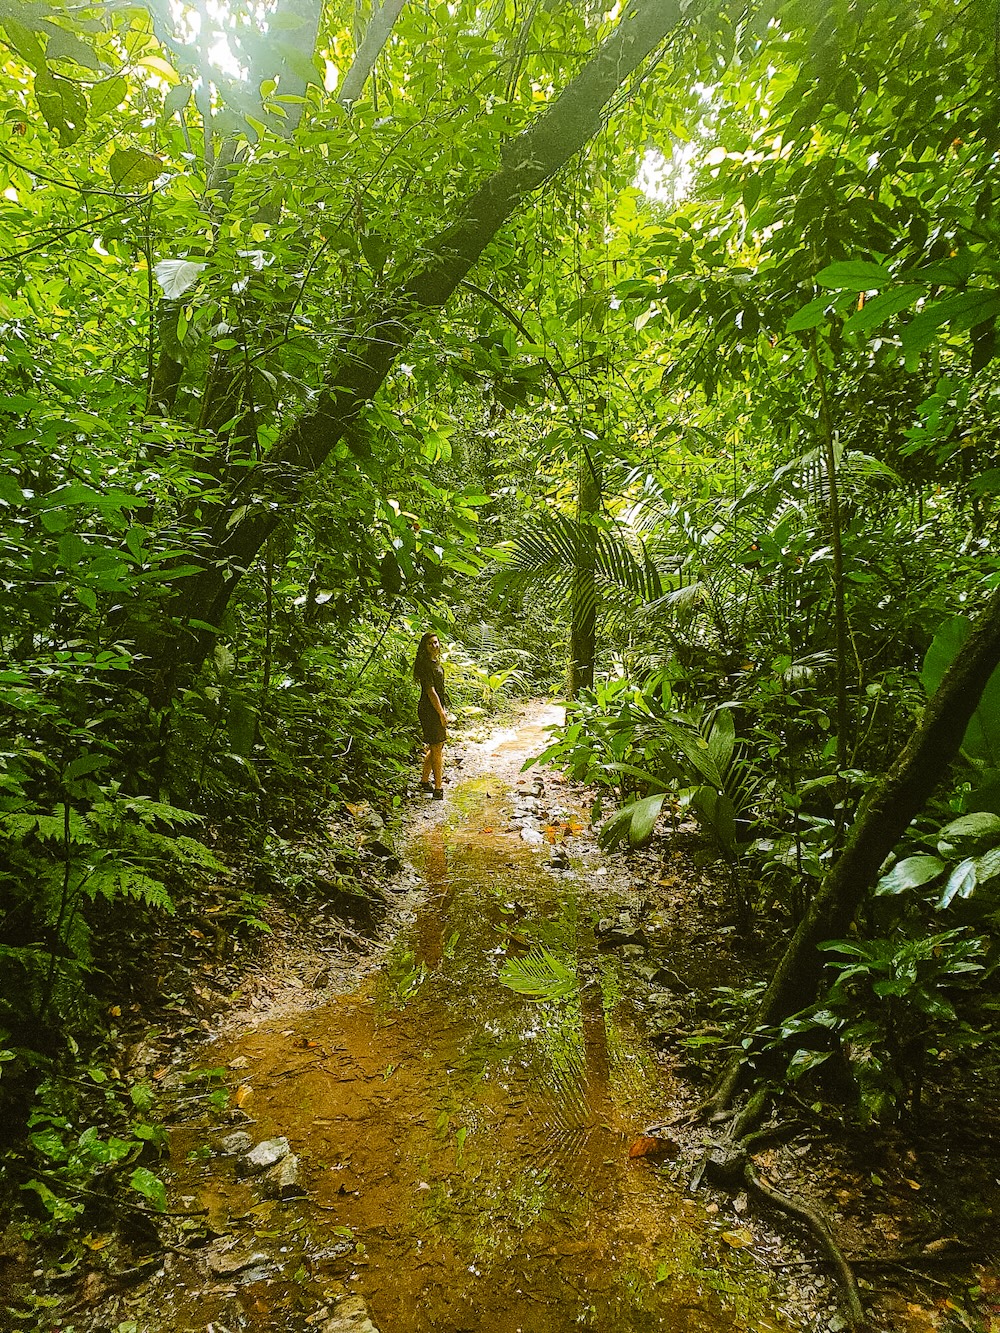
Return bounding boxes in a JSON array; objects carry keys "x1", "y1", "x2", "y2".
[
  {"x1": 744, "y1": 1161, "x2": 867, "y2": 1330},
  {"x1": 694, "y1": 1093, "x2": 869, "y2": 1331}
]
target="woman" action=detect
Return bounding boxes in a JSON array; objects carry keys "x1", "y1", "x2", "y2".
[{"x1": 413, "y1": 631, "x2": 448, "y2": 799}]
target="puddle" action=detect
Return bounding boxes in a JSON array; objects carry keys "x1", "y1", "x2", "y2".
[{"x1": 148, "y1": 718, "x2": 801, "y2": 1332}]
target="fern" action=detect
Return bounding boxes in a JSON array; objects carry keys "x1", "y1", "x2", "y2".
[
  {"x1": 83, "y1": 864, "x2": 176, "y2": 913},
  {"x1": 499, "y1": 947, "x2": 576, "y2": 1000},
  {"x1": 1, "y1": 808, "x2": 93, "y2": 846}
]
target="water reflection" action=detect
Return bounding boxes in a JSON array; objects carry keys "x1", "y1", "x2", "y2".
[{"x1": 180, "y1": 760, "x2": 795, "y2": 1333}]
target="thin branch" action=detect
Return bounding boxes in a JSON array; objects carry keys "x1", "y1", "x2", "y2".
[{"x1": 0, "y1": 196, "x2": 156, "y2": 264}]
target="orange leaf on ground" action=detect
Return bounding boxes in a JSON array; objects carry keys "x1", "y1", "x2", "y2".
[
  {"x1": 234, "y1": 1084, "x2": 254, "y2": 1107},
  {"x1": 628, "y1": 1135, "x2": 679, "y2": 1161}
]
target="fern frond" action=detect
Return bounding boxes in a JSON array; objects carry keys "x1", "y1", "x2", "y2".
[
  {"x1": 499, "y1": 946, "x2": 576, "y2": 1000},
  {"x1": 84, "y1": 864, "x2": 176, "y2": 913},
  {"x1": 1, "y1": 808, "x2": 94, "y2": 846}
]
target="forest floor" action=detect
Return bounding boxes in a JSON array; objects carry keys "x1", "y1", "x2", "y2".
[{"x1": 2, "y1": 702, "x2": 998, "y2": 1333}]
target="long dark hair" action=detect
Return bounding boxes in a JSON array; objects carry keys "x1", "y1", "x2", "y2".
[{"x1": 412, "y1": 631, "x2": 438, "y2": 682}]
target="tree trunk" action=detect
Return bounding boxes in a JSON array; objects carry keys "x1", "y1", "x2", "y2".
[
  {"x1": 569, "y1": 450, "x2": 601, "y2": 695},
  {"x1": 146, "y1": 0, "x2": 689, "y2": 671},
  {"x1": 710, "y1": 581, "x2": 1000, "y2": 1109}
]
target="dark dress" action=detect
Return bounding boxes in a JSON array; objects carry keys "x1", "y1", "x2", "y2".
[{"x1": 416, "y1": 659, "x2": 448, "y2": 745}]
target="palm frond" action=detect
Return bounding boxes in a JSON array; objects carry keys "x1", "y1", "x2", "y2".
[
  {"x1": 495, "y1": 512, "x2": 662, "y2": 605},
  {"x1": 499, "y1": 946, "x2": 576, "y2": 1000}
]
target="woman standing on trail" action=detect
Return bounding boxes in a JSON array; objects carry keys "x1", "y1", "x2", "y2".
[{"x1": 413, "y1": 631, "x2": 449, "y2": 800}]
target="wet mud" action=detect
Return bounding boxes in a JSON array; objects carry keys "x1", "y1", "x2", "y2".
[{"x1": 141, "y1": 711, "x2": 801, "y2": 1332}]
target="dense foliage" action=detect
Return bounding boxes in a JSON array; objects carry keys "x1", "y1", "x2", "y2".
[{"x1": 1, "y1": 0, "x2": 999, "y2": 1249}]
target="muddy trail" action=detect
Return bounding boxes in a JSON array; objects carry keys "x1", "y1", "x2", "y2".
[{"x1": 84, "y1": 705, "x2": 816, "y2": 1333}]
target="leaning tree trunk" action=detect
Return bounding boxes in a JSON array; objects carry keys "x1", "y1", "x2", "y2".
[
  {"x1": 145, "y1": 0, "x2": 691, "y2": 674},
  {"x1": 710, "y1": 581, "x2": 1000, "y2": 1110}
]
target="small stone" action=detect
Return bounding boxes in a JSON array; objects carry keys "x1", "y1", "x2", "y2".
[
  {"x1": 346, "y1": 801, "x2": 384, "y2": 834},
  {"x1": 245, "y1": 1137, "x2": 291, "y2": 1171},
  {"x1": 266, "y1": 1153, "x2": 304, "y2": 1198},
  {"x1": 321, "y1": 1293, "x2": 380, "y2": 1332},
  {"x1": 220, "y1": 1131, "x2": 253, "y2": 1155},
  {"x1": 520, "y1": 827, "x2": 544, "y2": 845}
]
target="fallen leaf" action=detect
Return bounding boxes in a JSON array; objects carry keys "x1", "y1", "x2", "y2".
[
  {"x1": 628, "y1": 1135, "x2": 679, "y2": 1161},
  {"x1": 292, "y1": 1035, "x2": 319, "y2": 1049},
  {"x1": 904, "y1": 1177, "x2": 921, "y2": 1190},
  {"x1": 722, "y1": 1228, "x2": 754, "y2": 1248},
  {"x1": 228, "y1": 1056, "x2": 249, "y2": 1070},
  {"x1": 234, "y1": 1084, "x2": 254, "y2": 1107}
]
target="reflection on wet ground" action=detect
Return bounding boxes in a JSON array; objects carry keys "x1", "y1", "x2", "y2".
[{"x1": 162, "y1": 718, "x2": 796, "y2": 1332}]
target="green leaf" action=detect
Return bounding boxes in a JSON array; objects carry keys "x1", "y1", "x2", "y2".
[
  {"x1": 875, "y1": 854, "x2": 945, "y2": 896},
  {"x1": 843, "y1": 285, "x2": 923, "y2": 335},
  {"x1": 499, "y1": 947, "x2": 576, "y2": 1000},
  {"x1": 108, "y1": 146, "x2": 162, "y2": 190},
  {"x1": 2, "y1": 17, "x2": 46, "y2": 70},
  {"x1": 786, "y1": 295, "x2": 833, "y2": 332},
  {"x1": 626, "y1": 792, "x2": 667, "y2": 847},
  {"x1": 34, "y1": 69, "x2": 88, "y2": 144},
  {"x1": 0, "y1": 473, "x2": 24, "y2": 505},
  {"x1": 163, "y1": 82, "x2": 192, "y2": 117},
  {"x1": 937, "y1": 811, "x2": 1000, "y2": 855},
  {"x1": 43, "y1": 28, "x2": 101, "y2": 71},
  {"x1": 938, "y1": 857, "x2": 977, "y2": 910},
  {"x1": 89, "y1": 75, "x2": 128, "y2": 119},
  {"x1": 900, "y1": 290, "x2": 1000, "y2": 363},
  {"x1": 129, "y1": 1167, "x2": 167, "y2": 1211},
  {"x1": 815, "y1": 261, "x2": 891, "y2": 290},
  {"x1": 921, "y1": 617, "x2": 1000, "y2": 766}
]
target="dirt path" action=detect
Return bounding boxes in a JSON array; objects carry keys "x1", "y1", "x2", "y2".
[{"x1": 75, "y1": 703, "x2": 819, "y2": 1333}]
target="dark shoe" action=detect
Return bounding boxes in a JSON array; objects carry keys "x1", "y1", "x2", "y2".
[
  {"x1": 419, "y1": 781, "x2": 433, "y2": 794},
  {"x1": 433, "y1": 789, "x2": 444, "y2": 801}
]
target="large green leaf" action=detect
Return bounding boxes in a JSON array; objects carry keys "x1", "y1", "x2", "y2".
[
  {"x1": 875, "y1": 854, "x2": 945, "y2": 896},
  {"x1": 842, "y1": 285, "x2": 923, "y2": 335},
  {"x1": 626, "y1": 792, "x2": 667, "y2": 847},
  {"x1": 815, "y1": 261, "x2": 891, "y2": 290},
  {"x1": 937, "y1": 812, "x2": 1000, "y2": 857},
  {"x1": 921, "y1": 617, "x2": 1000, "y2": 767}
]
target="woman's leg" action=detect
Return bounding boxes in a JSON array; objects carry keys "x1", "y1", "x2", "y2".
[
  {"x1": 421, "y1": 745, "x2": 434, "y2": 783},
  {"x1": 429, "y1": 742, "x2": 444, "y2": 790}
]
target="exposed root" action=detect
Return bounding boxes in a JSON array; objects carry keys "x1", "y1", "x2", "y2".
[
  {"x1": 744, "y1": 1161, "x2": 867, "y2": 1330},
  {"x1": 694, "y1": 1092, "x2": 869, "y2": 1331}
]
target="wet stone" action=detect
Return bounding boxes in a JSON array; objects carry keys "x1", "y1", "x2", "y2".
[
  {"x1": 265, "y1": 1151, "x2": 304, "y2": 1198},
  {"x1": 205, "y1": 1247, "x2": 266, "y2": 1277},
  {"x1": 320, "y1": 1293, "x2": 380, "y2": 1333},
  {"x1": 220, "y1": 1131, "x2": 253, "y2": 1155},
  {"x1": 244, "y1": 1136, "x2": 291, "y2": 1171},
  {"x1": 595, "y1": 917, "x2": 646, "y2": 948}
]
